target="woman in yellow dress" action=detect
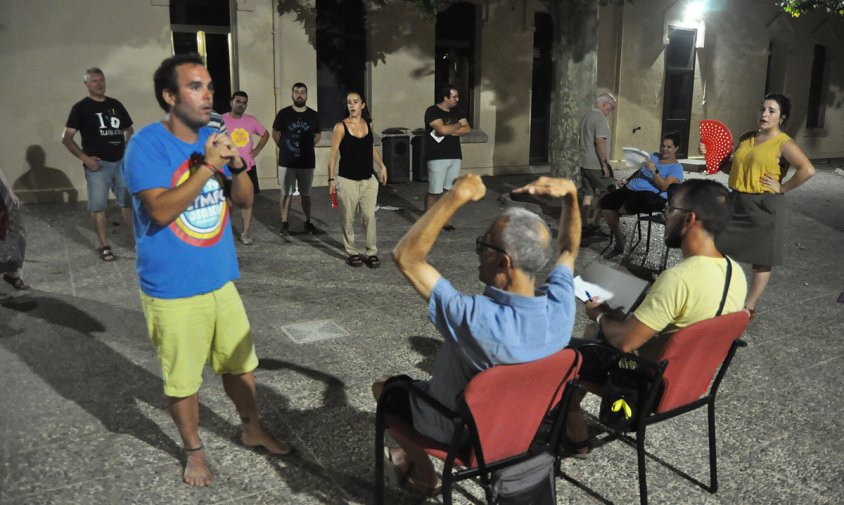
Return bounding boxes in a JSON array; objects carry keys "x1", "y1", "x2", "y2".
[{"x1": 707, "y1": 93, "x2": 815, "y2": 319}]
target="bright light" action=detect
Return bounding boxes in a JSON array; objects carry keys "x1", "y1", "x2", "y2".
[{"x1": 684, "y1": 1, "x2": 706, "y2": 22}]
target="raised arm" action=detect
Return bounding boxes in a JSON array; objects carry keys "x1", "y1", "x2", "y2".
[
  {"x1": 393, "y1": 175, "x2": 486, "y2": 301},
  {"x1": 511, "y1": 177, "x2": 580, "y2": 272}
]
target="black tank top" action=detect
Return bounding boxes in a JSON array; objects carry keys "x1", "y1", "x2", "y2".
[{"x1": 338, "y1": 120, "x2": 374, "y2": 181}]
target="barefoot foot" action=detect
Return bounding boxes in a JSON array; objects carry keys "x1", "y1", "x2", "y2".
[
  {"x1": 242, "y1": 425, "x2": 291, "y2": 456},
  {"x1": 183, "y1": 446, "x2": 212, "y2": 487}
]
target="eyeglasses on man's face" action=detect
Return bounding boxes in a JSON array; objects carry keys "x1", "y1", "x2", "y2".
[
  {"x1": 475, "y1": 236, "x2": 508, "y2": 256},
  {"x1": 664, "y1": 204, "x2": 693, "y2": 216}
]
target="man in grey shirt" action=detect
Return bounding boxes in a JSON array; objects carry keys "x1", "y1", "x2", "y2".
[{"x1": 578, "y1": 93, "x2": 616, "y2": 234}]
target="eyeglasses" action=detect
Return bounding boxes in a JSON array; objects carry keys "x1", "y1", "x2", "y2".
[
  {"x1": 449, "y1": 95, "x2": 460, "y2": 101},
  {"x1": 475, "y1": 236, "x2": 508, "y2": 256},
  {"x1": 664, "y1": 204, "x2": 693, "y2": 215}
]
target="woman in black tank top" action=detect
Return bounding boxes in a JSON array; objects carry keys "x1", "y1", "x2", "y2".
[{"x1": 327, "y1": 91, "x2": 389, "y2": 268}]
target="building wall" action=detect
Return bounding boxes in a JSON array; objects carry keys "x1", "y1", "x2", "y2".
[
  {"x1": 608, "y1": 0, "x2": 844, "y2": 163},
  {"x1": 2, "y1": 0, "x2": 841, "y2": 202},
  {"x1": 0, "y1": 0, "x2": 172, "y2": 203}
]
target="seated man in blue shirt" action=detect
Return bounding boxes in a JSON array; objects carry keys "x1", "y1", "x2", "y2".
[
  {"x1": 601, "y1": 132, "x2": 685, "y2": 254},
  {"x1": 373, "y1": 175, "x2": 581, "y2": 495}
]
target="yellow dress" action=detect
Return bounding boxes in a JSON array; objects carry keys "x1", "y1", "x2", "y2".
[{"x1": 728, "y1": 132, "x2": 790, "y2": 194}]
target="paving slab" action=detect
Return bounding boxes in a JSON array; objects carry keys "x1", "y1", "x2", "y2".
[{"x1": 1, "y1": 165, "x2": 842, "y2": 504}]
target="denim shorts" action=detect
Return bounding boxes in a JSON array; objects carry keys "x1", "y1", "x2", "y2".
[
  {"x1": 85, "y1": 159, "x2": 129, "y2": 211},
  {"x1": 426, "y1": 158, "x2": 461, "y2": 195},
  {"x1": 278, "y1": 166, "x2": 315, "y2": 196}
]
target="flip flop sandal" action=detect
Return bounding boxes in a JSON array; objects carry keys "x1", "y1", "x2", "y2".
[
  {"x1": 98, "y1": 246, "x2": 115, "y2": 262},
  {"x1": 366, "y1": 255, "x2": 381, "y2": 268},
  {"x1": 346, "y1": 255, "x2": 364, "y2": 267},
  {"x1": 2, "y1": 274, "x2": 29, "y2": 290}
]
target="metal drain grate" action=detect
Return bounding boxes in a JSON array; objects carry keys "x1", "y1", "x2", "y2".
[{"x1": 280, "y1": 319, "x2": 350, "y2": 344}]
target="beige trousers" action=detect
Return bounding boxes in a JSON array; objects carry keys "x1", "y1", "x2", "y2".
[{"x1": 337, "y1": 175, "x2": 379, "y2": 256}]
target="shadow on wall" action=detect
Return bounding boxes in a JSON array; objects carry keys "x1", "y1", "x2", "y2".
[{"x1": 13, "y1": 145, "x2": 78, "y2": 204}]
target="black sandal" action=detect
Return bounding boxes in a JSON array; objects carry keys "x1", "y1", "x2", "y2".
[
  {"x1": 365, "y1": 255, "x2": 381, "y2": 268},
  {"x1": 346, "y1": 255, "x2": 364, "y2": 267},
  {"x1": 2, "y1": 274, "x2": 29, "y2": 290},
  {"x1": 98, "y1": 246, "x2": 115, "y2": 262}
]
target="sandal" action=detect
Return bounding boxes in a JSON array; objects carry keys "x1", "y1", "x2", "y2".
[
  {"x1": 365, "y1": 255, "x2": 381, "y2": 269},
  {"x1": 98, "y1": 246, "x2": 115, "y2": 262},
  {"x1": 346, "y1": 255, "x2": 364, "y2": 267},
  {"x1": 383, "y1": 447, "x2": 441, "y2": 497},
  {"x1": 3, "y1": 274, "x2": 29, "y2": 290}
]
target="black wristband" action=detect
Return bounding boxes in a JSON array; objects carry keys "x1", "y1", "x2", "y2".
[{"x1": 229, "y1": 164, "x2": 247, "y2": 175}]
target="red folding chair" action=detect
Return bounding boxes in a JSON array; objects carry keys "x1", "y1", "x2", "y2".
[
  {"x1": 573, "y1": 311, "x2": 750, "y2": 505},
  {"x1": 374, "y1": 348, "x2": 581, "y2": 504}
]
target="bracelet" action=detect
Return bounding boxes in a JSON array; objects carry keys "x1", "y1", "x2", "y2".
[
  {"x1": 202, "y1": 162, "x2": 220, "y2": 175},
  {"x1": 229, "y1": 164, "x2": 247, "y2": 175},
  {"x1": 328, "y1": 177, "x2": 335, "y2": 181},
  {"x1": 596, "y1": 312, "x2": 605, "y2": 328}
]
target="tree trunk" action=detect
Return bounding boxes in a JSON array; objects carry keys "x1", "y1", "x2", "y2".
[{"x1": 544, "y1": 0, "x2": 600, "y2": 180}]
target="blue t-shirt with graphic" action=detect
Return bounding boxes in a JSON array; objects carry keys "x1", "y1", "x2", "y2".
[
  {"x1": 626, "y1": 154, "x2": 684, "y2": 199},
  {"x1": 123, "y1": 123, "x2": 238, "y2": 298}
]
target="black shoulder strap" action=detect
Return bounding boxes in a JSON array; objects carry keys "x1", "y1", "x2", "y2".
[{"x1": 716, "y1": 256, "x2": 733, "y2": 317}]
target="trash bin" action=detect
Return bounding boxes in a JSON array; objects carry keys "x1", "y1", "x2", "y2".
[
  {"x1": 411, "y1": 131, "x2": 428, "y2": 182},
  {"x1": 381, "y1": 129, "x2": 410, "y2": 184}
]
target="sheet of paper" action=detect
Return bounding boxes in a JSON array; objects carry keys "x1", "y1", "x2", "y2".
[
  {"x1": 574, "y1": 276, "x2": 615, "y2": 303},
  {"x1": 430, "y1": 130, "x2": 444, "y2": 143}
]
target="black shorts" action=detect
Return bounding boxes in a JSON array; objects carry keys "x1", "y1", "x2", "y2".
[
  {"x1": 223, "y1": 166, "x2": 260, "y2": 199},
  {"x1": 600, "y1": 187, "x2": 665, "y2": 214}
]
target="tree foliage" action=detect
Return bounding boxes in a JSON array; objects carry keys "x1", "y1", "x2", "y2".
[{"x1": 778, "y1": 0, "x2": 844, "y2": 16}]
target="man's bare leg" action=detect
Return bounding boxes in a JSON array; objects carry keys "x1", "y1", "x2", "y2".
[
  {"x1": 169, "y1": 394, "x2": 212, "y2": 486},
  {"x1": 222, "y1": 372, "x2": 290, "y2": 455},
  {"x1": 301, "y1": 195, "x2": 312, "y2": 222},
  {"x1": 372, "y1": 380, "x2": 439, "y2": 489},
  {"x1": 280, "y1": 195, "x2": 292, "y2": 223},
  {"x1": 121, "y1": 207, "x2": 135, "y2": 246},
  {"x1": 424, "y1": 192, "x2": 440, "y2": 211},
  {"x1": 241, "y1": 206, "x2": 253, "y2": 238},
  {"x1": 91, "y1": 210, "x2": 109, "y2": 248}
]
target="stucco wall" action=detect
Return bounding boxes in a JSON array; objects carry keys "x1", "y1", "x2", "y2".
[
  {"x1": 609, "y1": 0, "x2": 844, "y2": 164},
  {"x1": 235, "y1": 0, "x2": 277, "y2": 187},
  {"x1": 3, "y1": 0, "x2": 842, "y2": 202},
  {"x1": 1, "y1": 0, "x2": 171, "y2": 203}
]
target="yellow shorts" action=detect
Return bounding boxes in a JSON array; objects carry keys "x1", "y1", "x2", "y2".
[{"x1": 140, "y1": 281, "x2": 258, "y2": 398}]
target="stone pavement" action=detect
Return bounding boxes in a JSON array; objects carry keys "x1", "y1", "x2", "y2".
[{"x1": 1, "y1": 164, "x2": 842, "y2": 504}]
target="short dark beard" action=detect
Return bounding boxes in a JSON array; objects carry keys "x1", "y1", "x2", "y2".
[{"x1": 293, "y1": 98, "x2": 306, "y2": 107}]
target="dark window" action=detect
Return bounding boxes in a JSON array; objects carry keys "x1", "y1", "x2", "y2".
[
  {"x1": 169, "y1": 0, "x2": 234, "y2": 114},
  {"x1": 316, "y1": 0, "x2": 367, "y2": 128},
  {"x1": 806, "y1": 44, "x2": 827, "y2": 129},
  {"x1": 661, "y1": 28, "x2": 696, "y2": 158},
  {"x1": 435, "y1": 2, "x2": 477, "y2": 122},
  {"x1": 530, "y1": 13, "x2": 553, "y2": 164}
]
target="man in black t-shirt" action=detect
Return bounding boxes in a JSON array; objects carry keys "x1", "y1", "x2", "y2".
[
  {"x1": 423, "y1": 84, "x2": 471, "y2": 230},
  {"x1": 62, "y1": 67, "x2": 134, "y2": 261},
  {"x1": 272, "y1": 82, "x2": 321, "y2": 235}
]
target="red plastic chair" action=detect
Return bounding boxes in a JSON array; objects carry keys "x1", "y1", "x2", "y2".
[
  {"x1": 374, "y1": 348, "x2": 581, "y2": 504},
  {"x1": 573, "y1": 311, "x2": 750, "y2": 505}
]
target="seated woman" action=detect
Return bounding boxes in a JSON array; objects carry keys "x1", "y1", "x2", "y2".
[{"x1": 600, "y1": 132, "x2": 684, "y2": 254}]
